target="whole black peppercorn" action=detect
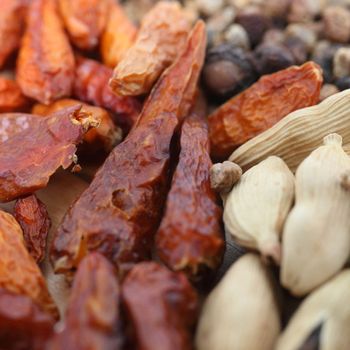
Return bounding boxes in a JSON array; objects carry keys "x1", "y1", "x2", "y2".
[
  {"x1": 202, "y1": 44, "x2": 257, "y2": 100},
  {"x1": 236, "y1": 6, "x2": 270, "y2": 47},
  {"x1": 311, "y1": 41, "x2": 340, "y2": 84},
  {"x1": 253, "y1": 43, "x2": 295, "y2": 75},
  {"x1": 335, "y1": 76, "x2": 350, "y2": 91},
  {"x1": 284, "y1": 37, "x2": 308, "y2": 65}
]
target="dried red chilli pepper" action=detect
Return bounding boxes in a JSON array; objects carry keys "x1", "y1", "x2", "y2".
[
  {"x1": 109, "y1": 1, "x2": 191, "y2": 96},
  {"x1": 51, "y1": 21, "x2": 207, "y2": 277},
  {"x1": 0, "y1": 77, "x2": 31, "y2": 113},
  {"x1": 14, "y1": 194, "x2": 51, "y2": 263},
  {"x1": 59, "y1": 0, "x2": 109, "y2": 50},
  {"x1": 73, "y1": 56, "x2": 141, "y2": 133},
  {"x1": 0, "y1": 210, "x2": 58, "y2": 319},
  {"x1": 0, "y1": 113, "x2": 41, "y2": 143},
  {"x1": 0, "y1": 288, "x2": 54, "y2": 350},
  {"x1": 32, "y1": 98, "x2": 122, "y2": 153},
  {"x1": 0, "y1": 105, "x2": 98, "y2": 202},
  {"x1": 0, "y1": 0, "x2": 27, "y2": 69},
  {"x1": 100, "y1": 0, "x2": 137, "y2": 68},
  {"x1": 156, "y1": 105, "x2": 224, "y2": 280},
  {"x1": 16, "y1": 0, "x2": 75, "y2": 104},
  {"x1": 208, "y1": 61, "x2": 323, "y2": 160},
  {"x1": 48, "y1": 253, "x2": 123, "y2": 350},
  {"x1": 122, "y1": 262, "x2": 198, "y2": 350}
]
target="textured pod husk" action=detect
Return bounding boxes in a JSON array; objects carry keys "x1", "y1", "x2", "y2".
[
  {"x1": 230, "y1": 89, "x2": 350, "y2": 173},
  {"x1": 195, "y1": 254, "x2": 280, "y2": 350},
  {"x1": 223, "y1": 156, "x2": 294, "y2": 264},
  {"x1": 277, "y1": 269, "x2": 350, "y2": 350},
  {"x1": 281, "y1": 134, "x2": 350, "y2": 296}
]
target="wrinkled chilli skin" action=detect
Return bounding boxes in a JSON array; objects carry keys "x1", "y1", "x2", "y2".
[
  {"x1": 32, "y1": 98, "x2": 122, "y2": 153},
  {"x1": 16, "y1": 0, "x2": 75, "y2": 104},
  {"x1": 109, "y1": 1, "x2": 192, "y2": 96},
  {"x1": 0, "y1": 113, "x2": 44, "y2": 143},
  {"x1": 0, "y1": 77, "x2": 31, "y2": 113},
  {"x1": 48, "y1": 253, "x2": 123, "y2": 350},
  {"x1": 59, "y1": 0, "x2": 109, "y2": 50},
  {"x1": 14, "y1": 194, "x2": 51, "y2": 263},
  {"x1": 51, "y1": 21, "x2": 207, "y2": 277},
  {"x1": 156, "y1": 109, "x2": 224, "y2": 280},
  {"x1": 122, "y1": 262, "x2": 198, "y2": 350},
  {"x1": 0, "y1": 210, "x2": 58, "y2": 319},
  {"x1": 100, "y1": 0, "x2": 137, "y2": 68},
  {"x1": 73, "y1": 56, "x2": 141, "y2": 133},
  {"x1": 0, "y1": 288, "x2": 54, "y2": 350},
  {"x1": 0, "y1": 105, "x2": 97, "y2": 202},
  {"x1": 209, "y1": 61, "x2": 323, "y2": 160},
  {"x1": 0, "y1": 0, "x2": 27, "y2": 68}
]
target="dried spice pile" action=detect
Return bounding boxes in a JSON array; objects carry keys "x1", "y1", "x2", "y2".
[{"x1": 1, "y1": 0, "x2": 350, "y2": 349}]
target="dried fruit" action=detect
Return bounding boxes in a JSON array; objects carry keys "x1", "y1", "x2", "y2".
[
  {"x1": 196, "y1": 254, "x2": 280, "y2": 350},
  {"x1": 0, "y1": 105, "x2": 97, "y2": 202},
  {"x1": 277, "y1": 269, "x2": 350, "y2": 350},
  {"x1": 109, "y1": 1, "x2": 192, "y2": 96},
  {"x1": 51, "y1": 22, "x2": 206, "y2": 276},
  {"x1": 73, "y1": 56, "x2": 141, "y2": 133},
  {"x1": 230, "y1": 89, "x2": 350, "y2": 173},
  {"x1": 16, "y1": 0, "x2": 75, "y2": 104},
  {"x1": 100, "y1": 0, "x2": 137, "y2": 68},
  {"x1": 13, "y1": 194, "x2": 51, "y2": 264},
  {"x1": 0, "y1": 288, "x2": 54, "y2": 350},
  {"x1": 224, "y1": 156, "x2": 294, "y2": 264},
  {"x1": 203, "y1": 44, "x2": 256, "y2": 99},
  {"x1": 0, "y1": 77, "x2": 31, "y2": 113},
  {"x1": 209, "y1": 61, "x2": 323, "y2": 160},
  {"x1": 0, "y1": 209, "x2": 58, "y2": 318},
  {"x1": 122, "y1": 262, "x2": 198, "y2": 350},
  {"x1": 49, "y1": 253, "x2": 123, "y2": 350},
  {"x1": 156, "y1": 106, "x2": 224, "y2": 280},
  {"x1": 59, "y1": 0, "x2": 109, "y2": 50},
  {"x1": 0, "y1": 0, "x2": 27, "y2": 68},
  {"x1": 32, "y1": 99, "x2": 122, "y2": 153},
  {"x1": 281, "y1": 134, "x2": 350, "y2": 296}
]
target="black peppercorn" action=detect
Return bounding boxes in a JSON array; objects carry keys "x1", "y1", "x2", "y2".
[
  {"x1": 202, "y1": 44, "x2": 257, "y2": 100},
  {"x1": 253, "y1": 43, "x2": 295, "y2": 75},
  {"x1": 335, "y1": 76, "x2": 350, "y2": 91},
  {"x1": 311, "y1": 41, "x2": 340, "y2": 84},
  {"x1": 235, "y1": 6, "x2": 270, "y2": 47},
  {"x1": 284, "y1": 37, "x2": 308, "y2": 65}
]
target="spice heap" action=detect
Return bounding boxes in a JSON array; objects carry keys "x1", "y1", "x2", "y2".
[
  {"x1": 1, "y1": 0, "x2": 350, "y2": 349},
  {"x1": 183, "y1": 0, "x2": 350, "y2": 104}
]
